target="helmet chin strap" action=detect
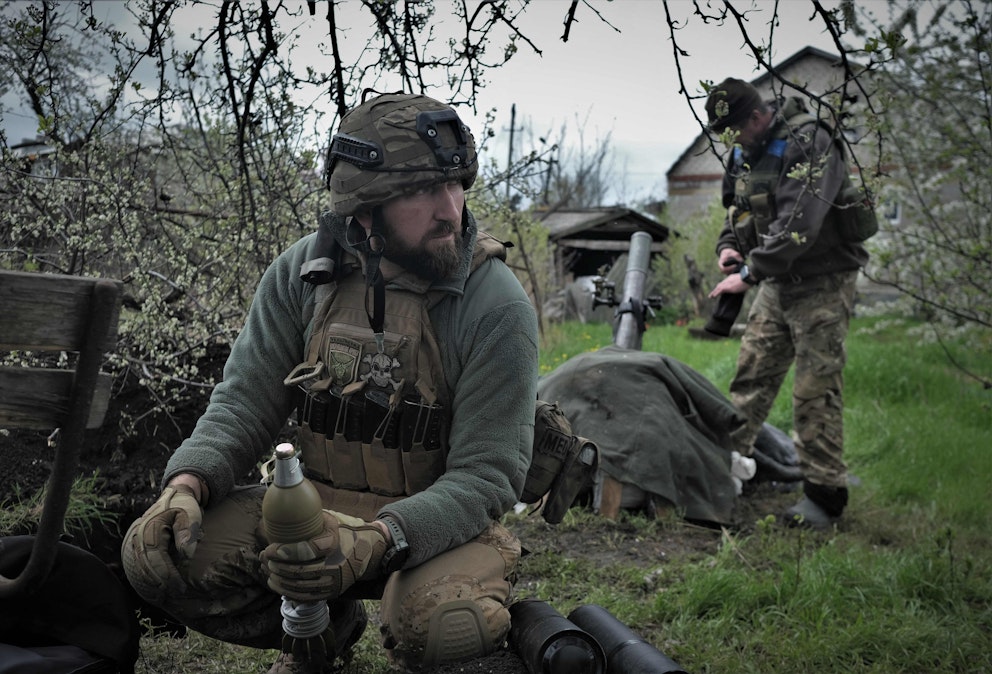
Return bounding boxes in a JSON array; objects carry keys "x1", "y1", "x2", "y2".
[{"x1": 348, "y1": 206, "x2": 387, "y2": 354}]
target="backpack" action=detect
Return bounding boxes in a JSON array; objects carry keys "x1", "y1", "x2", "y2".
[{"x1": 785, "y1": 108, "x2": 879, "y2": 242}]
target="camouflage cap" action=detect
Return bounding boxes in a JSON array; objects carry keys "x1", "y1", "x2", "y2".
[
  {"x1": 327, "y1": 93, "x2": 478, "y2": 216},
  {"x1": 705, "y1": 77, "x2": 764, "y2": 133}
]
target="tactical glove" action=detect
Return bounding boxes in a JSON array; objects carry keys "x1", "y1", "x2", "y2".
[
  {"x1": 260, "y1": 510, "x2": 388, "y2": 603},
  {"x1": 120, "y1": 484, "x2": 203, "y2": 604},
  {"x1": 523, "y1": 401, "x2": 599, "y2": 524}
]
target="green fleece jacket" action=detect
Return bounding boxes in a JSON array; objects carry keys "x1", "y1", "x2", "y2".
[{"x1": 163, "y1": 209, "x2": 539, "y2": 567}]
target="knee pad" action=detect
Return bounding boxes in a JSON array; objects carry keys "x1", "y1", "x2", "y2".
[
  {"x1": 422, "y1": 599, "x2": 498, "y2": 667},
  {"x1": 384, "y1": 582, "x2": 510, "y2": 669}
]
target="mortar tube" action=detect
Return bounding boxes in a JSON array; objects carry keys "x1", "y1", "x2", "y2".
[{"x1": 613, "y1": 231, "x2": 653, "y2": 351}]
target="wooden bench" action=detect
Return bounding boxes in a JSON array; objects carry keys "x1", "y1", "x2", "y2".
[{"x1": 0, "y1": 269, "x2": 121, "y2": 599}]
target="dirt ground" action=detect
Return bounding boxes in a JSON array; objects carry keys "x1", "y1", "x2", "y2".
[
  {"x1": 0, "y1": 347, "x2": 798, "y2": 674},
  {"x1": 430, "y1": 483, "x2": 796, "y2": 673}
]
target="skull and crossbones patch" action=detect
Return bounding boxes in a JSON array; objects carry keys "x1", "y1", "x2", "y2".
[{"x1": 361, "y1": 351, "x2": 402, "y2": 390}]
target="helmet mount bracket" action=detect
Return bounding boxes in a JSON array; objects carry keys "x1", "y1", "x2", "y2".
[{"x1": 415, "y1": 109, "x2": 470, "y2": 172}]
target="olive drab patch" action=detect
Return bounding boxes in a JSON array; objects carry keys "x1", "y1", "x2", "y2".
[{"x1": 326, "y1": 336, "x2": 362, "y2": 384}]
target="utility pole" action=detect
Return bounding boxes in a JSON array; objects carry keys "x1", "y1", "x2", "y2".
[
  {"x1": 505, "y1": 103, "x2": 516, "y2": 204},
  {"x1": 542, "y1": 151, "x2": 557, "y2": 206}
]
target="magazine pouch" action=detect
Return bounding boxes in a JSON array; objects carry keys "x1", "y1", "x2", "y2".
[
  {"x1": 361, "y1": 388, "x2": 406, "y2": 496},
  {"x1": 401, "y1": 396, "x2": 447, "y2": 495}
]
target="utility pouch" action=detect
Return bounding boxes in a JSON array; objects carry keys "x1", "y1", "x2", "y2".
[
  {"x1": 361, "y1": 389, "x2": 405, "y2": 496},
  {"x1": 400, "y1": 397, "x2": 446, "y2": 494},
  {"x1": 836, "y1": 181, "x2": 879, "y2": 242},
  {"x1": 543, "y1": 438, "x2": 599, "y2": 524},
  {"x1": 326, "y1": 388, "x2": 368, "y2": 490},
  {"x1": 748, "y1": 190, "x2": 774, "y2": 239},
  {"x1": 733, "y1": 213, "x2": 758, "y2": 254},
  {"x1": 524, "y1": 401, "x2": 600, "y2": 524},
  {"x1": 295, "y1": 385, "x2": 337, "y2": 479}
]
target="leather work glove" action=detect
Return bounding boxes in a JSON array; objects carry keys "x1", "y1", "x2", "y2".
[
  {"x1": 120, "y1": 484, "x2": 203, "y2": 604},
  {"x1": 260, "y1": 510, "x2": 388, "y2": 603}
]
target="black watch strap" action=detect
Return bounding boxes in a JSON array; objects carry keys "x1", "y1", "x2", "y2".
[
  {"x1": 379, "y1": 515, "x2": 410, "y2": 574},
  {"x1": 739, "y1": 264, "x2": 758, "y2": 286}
]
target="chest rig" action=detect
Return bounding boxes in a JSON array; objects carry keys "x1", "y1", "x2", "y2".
[
  {"x1": 285, "y1": 220, "x2": 507, "y2": 497},
  {"x1": 729, "y1": 104, "x2": 846, "y2": 255}
]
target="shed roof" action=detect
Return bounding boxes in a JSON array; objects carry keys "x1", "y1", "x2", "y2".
[{"x1": 539, "y1": 206, "x2": 669, "y2": 249}]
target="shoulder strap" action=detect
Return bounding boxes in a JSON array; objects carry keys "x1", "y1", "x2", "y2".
[
  {"x1": 303, "y1": 225, "x2": 509, "y2": 327},
  {"x1": 472, "y1": 230, "x2": 508, "y2": 271},
  {"x1": 781, "y1": 111, "x2": 818, "y2": 133},
  {"x1": 778, "y1": 110, "x2": 847, "y2": 160},
  {"x1": 753, "y1": 109, "x2": 848, "y2": 198},
  {"x1": 301, "y1": 211, "x2": 342, "y2": 286},
  {"x1": 301, "y1": 212, "x2": 362, "y2": 326}
]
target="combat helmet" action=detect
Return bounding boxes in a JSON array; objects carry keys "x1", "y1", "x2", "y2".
[{"x1": 326, "y1": 92, "x2": 478, "y2": 216}]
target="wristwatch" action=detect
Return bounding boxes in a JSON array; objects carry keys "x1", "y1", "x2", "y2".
[
  {"x1": 739, "y1": 264, "x2": 758, "y2": 286},
  {"x1": 378, "y1": 515, "x2": 410, "y2": 574}
]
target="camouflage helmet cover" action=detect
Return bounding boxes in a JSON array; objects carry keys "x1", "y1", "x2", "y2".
[{"x1": 327, "y1": 92, "x2": 478, "y2": 216}]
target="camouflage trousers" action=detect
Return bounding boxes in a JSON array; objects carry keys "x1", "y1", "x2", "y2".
[
  {"x1": 729, "y1": 270, "x2": 858, "y2": 489},
  {"x1": 148, "y1": 483, "x2": 520, "y2": 667}
]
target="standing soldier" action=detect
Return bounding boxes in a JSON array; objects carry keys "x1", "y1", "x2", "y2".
[{"x1": 706, "y1": 77, "x2": 870, "y2": 530}]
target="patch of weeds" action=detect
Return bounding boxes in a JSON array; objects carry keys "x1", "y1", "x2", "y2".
[
  {"x1": 0, "y1": 471, "x2": 118, "y2": 544},
  {"x1": 135, "y1": 620, "x2": 276, "y2": 674}
]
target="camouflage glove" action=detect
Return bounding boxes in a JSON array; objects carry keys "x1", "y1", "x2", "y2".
[
  {"x1": 260, "y1": 510, "x2": 388, "y2": 603},
  {"x1": 120, "y1": 484, "x2": 203, "y2": 604}
]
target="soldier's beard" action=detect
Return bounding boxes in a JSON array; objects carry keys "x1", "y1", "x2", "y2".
[{"x1": 384, "y1": 219, "x2": 463, "y2": 281}]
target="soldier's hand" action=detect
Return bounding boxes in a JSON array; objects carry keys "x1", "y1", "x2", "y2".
[
  {"x1": 718, "y1": 248, "x2": 744, "y2": 274},
  {"x1": 709, "y1": 273, "x2": 749, "y2": 299},
  {"x1": 121, "y1": 484, "x2": 203, "y2": 604},
  {"x1": 260, "y1": 510, "x2": 388, "y2": 602}
]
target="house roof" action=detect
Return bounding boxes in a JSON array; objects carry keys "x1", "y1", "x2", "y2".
[
  {"x1": 750, "y1": 46, "x2": 843, "y2": 88},
  {"x1": 538, "y1": 207, "x2": 669, "y2": 249}
]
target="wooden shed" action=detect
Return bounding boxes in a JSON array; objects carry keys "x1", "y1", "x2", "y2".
[{"x1": 538, "y1": 206, "x2": 670, "y2": 285}]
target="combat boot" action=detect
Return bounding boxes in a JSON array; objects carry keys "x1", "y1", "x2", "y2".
[
  {"x1": 784, "y1": 481, "x2": 847, "y2": 531},
  {"x1": 267, "y1": 600, "x2": 368, "y2": 674}
]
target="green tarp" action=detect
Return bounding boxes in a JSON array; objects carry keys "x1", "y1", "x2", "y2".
[{"x1": 537, "y1": 345, "x2": 746, "y2": 524}]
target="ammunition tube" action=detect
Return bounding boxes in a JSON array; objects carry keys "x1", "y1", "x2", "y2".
[
  {"x1": 568, "y1": 604, "x2": 687, "y2": 673},
  {"x1": 509, "y1": 599, "x2": 605, "y2": 674}
]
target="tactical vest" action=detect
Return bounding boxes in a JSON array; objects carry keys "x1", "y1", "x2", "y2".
[
  {"x1": 285, "y1": 229, "x2": 507, "y2": 497},
  {"x1": 729, "y1": 104, "x2": 846, "y2": 256}
]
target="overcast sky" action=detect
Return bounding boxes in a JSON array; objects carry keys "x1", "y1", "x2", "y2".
[
  {"x1": 1, "y1": 0, "x2": 851, "y2": 203},
  {"x1": 465, "y1": 0, "x2": 847, "y2": 203}
]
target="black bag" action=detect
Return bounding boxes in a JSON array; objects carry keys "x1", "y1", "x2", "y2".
[{"x1": 0, "y1": 536, "x2": 140, "y2": 674}]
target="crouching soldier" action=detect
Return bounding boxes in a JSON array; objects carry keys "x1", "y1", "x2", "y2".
[{"x1": 122, "y1": 92, "x2": 539, "y2": 673}]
